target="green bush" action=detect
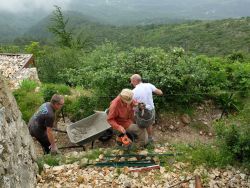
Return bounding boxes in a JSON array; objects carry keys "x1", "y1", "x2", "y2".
[
  {"x1": 36, "y1": 154, "x2": 61, "y2": 174},
  {"x1": 57, "y1": 44, "x2": 249, "y2": 108},
  {"x1": 189, "y1": 144, "x2": 233, "y2": 168},
  {"x1": 21, "y1": 43, "x2": 250, "y2": 111},
  {"x1": 215, "y1": 103, "x2": 250, "y2": 167},
  {"x1": 36, "y1": 47, "x2": 81, "y2": 83},
  {"x1": 64, "y1": 95, "x2": 98, "y2": 122},
  {"x1": 214, "y1": 93, "x2": 241, "y2": 114},
  {"x1": 41, "y1": 83, "x2": 71, "y2": 102},
  {"x1": 13, "y1": 80, "x2": 44, "y2": 122},
  {"x1": 227, "y1": 52, "x2": 244, "y2": 63},
  {"x1": 19, "y1": 79, "x2": 38, "y2": 92},
  {"x1": 174, "y1": 143, "x2": 233, "y2": 168},
  {"x1": 215, "y1": 121, "x2": 250, "y2": 166}
]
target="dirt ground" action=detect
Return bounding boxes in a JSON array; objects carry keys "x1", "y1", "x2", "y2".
[
  {"x1": 33, "y1": 100, "x2": 222, "y2": 156},
  {"x1": 154, "y1": 100, "x2": 222, "y2": 144}
]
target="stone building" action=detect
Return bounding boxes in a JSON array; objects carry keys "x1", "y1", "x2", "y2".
[{"x1": 0, "y1": 53, "x2": 39, "y2": 90}]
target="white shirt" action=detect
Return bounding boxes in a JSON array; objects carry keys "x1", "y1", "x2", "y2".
[{"x1": 132, "y1": 83, "x2": 157, "y2": 110}]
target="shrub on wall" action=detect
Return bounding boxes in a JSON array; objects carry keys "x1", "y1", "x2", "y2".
[
  {"x1": 41, "y1": 83, "x2": 71, "y2": 102},
  {"x1": 13, "y1": 80, "x2": 44, "y2": 123}
]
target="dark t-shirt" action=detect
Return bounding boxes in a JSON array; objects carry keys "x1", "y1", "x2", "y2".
[{"x1": 28, "y1": 102, "x2": 55, "y2": 137}]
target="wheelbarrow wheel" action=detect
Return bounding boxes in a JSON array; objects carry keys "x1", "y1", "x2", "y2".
[{"x1": 98, "y1": 128, "x2": 113, "y2": 142}]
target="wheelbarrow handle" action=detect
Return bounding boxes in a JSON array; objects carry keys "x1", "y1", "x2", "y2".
[
  {"x1": 52, "y1": 128, "x2": 67, "y2": 134},
  {"x1": 58, "y1": 145, "x2": 85, "y2": 150}
]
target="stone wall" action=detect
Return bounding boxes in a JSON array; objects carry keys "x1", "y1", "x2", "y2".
[{"x1": 0, "y1": 75, "x2": 37, "y2": 188}]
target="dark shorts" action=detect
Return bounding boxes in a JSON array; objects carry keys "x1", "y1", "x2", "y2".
[{"x1": 29, "y1": 124, "x2": 50, "y2": 154}]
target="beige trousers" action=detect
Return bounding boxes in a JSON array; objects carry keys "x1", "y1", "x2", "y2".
[{"x1": 127, "y1": 124, "x2": 148, "y2": 146}]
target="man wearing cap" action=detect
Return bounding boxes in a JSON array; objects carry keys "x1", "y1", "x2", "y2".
[
  {"x1": 130, "y1": 74, "x2": 163, "y2": 143},
  {"x1": 107, "y1": 89, "x2": 148, "y2": 146}
]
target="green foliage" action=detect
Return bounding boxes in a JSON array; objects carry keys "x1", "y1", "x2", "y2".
[
  {"x1": 36, "y1": 154, "x2": 61, "y2": 174},
  {"x1": 36, "y1": 46, "x2": 81, "y2": 83},
  {"x1": 48, "y1": 6, "x2": 72, "y2": 48},
  {"x1": 188, "y1": 144, "x2": 233, "y2": 167},
  {"x1": 19, "y1": 79, "x2": 38, "y2": 92},
  {"x1": 214, "y1": 122, "x2": 250, "y2": 165},
  {"x1": 209, "y1": 96, "x2": 250, "y2": 169},
  {"x1": 41, "y1": 83, "x2": 71, "y2": 102},
  {"x1": 13, "y1": 80, "x2": 44, "y2": 122},
  {"x1": 24, "y1": 15, "x2": 250, "y2": 56},
  {"x1": 64, "y1": 94, "x2": 98, "y2": 122},
  {"x1": 239, "y1": 98, "x2": 250, "y2": 124},
  {"x1": 11, "y1": 41, "x2": 248, "y2": 112},
  {"x1": 41, "y1": 84, "x2": 57, "y2": 102},
  {"x1": 25, "y1": 41, "x2": 44, "y2": 58},
  {"x1": 58, "y1": 43, "x2": 250, "y2": 109},
  {"x1": 214, "y1": 98, "x2": 250, "y2": 168},
  {"x1": 58, "y1": 68, "x2": 85, "y2": 87},
  {"x1": 174, "y1": 143, "x2": 233, "y2": 168},
  {"x1": 227, "y1": 52, "x2": 244, "y2": 63},
  {"x1": 36, "y1": 149, "x2": 105, "y2": 173},
  {"x1": 0, "y1": 45, "x2": 24, "y2": 53},
  {"x1": 84, "y1": 149, "x2": 102, "y2": 160}
]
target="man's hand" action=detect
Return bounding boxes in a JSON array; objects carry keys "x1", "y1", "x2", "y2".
[
  {"x1": 51, "y1": 149, "x2": 61, "y2": 155},
  {"x1": 47, "y1": 127, "x2": 59, "y2": 154},
  {"x1": 50, "y1": 145, "x2": 61, "y2": 155},
  {"x1": 117, "y1": 126, "x2": 126, "y2": 134}
]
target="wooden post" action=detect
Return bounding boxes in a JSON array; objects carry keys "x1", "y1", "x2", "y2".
[
  {"x1": 195, "y1": 175, "x2": 203, "y2": 188},
  {"x1": 129, "y1": 165, "x2": 160, "y2": 172}
]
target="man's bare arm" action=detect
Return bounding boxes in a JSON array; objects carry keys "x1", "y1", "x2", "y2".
[
  {"x1": 47, "y1": 127, "x2": 57, "y2": 150},
  {"x1": 154, "y1": 88, "x2": 163, "y2": 95}
]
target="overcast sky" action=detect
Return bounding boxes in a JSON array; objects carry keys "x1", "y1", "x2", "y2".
[
  {"x1": 1, "y1": 0, "x2": 249, "y2": 18},
  {"x1": 0, "y1": 0, "x2": 71, "y2": 13}
]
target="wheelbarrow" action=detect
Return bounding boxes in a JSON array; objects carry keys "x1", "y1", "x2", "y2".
[{"x1": 56, "y1": 111, "x2": 112, "y2": 150}]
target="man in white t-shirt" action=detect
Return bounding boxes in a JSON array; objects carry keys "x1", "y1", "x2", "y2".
[{"x1": 130, "y1": 74, "x2": 163, "y2": 143}]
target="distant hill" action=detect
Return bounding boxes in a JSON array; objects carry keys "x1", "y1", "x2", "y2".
[
  {"x1": 142, "y1": 17, "x2": 250, "y2": 55},
  {"x1": 1, "y1": 7, "x2": 250, "y2": 56},
  {"x1": 0, "y1": 11, "x2": 46, "y2": 44},
  {"x1": 23, "y1": 11, "x2": 187, "y2": 46},
  {"x1": 1, "y1": 0, "x2": 250, "y2": 44},
  {"x1": 22, "y1": 11, "x2": 103, "y2": 44},
  {"x1": 67, "y1": 0, "x2": 250, "y2": 24},
  {"x1": 24, "y1": 12, "x2": 250, "y2": 56}
]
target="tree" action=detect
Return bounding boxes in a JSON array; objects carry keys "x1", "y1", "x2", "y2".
[
  {"x1": 25, "y1": 41, "x2": 44, "y2": 58},
  {"x1": 48, "y1": 6, "x2": 72, "y2": 48}
]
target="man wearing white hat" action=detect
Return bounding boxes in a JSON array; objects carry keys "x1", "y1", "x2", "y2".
[{"x1": 107, "y1": 88, "x2": 148, "y2": 146}]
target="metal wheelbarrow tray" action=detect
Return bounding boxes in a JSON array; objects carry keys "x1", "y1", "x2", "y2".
[{"x1": 66, "y1": 111, "x2": 111, "y2": 145}]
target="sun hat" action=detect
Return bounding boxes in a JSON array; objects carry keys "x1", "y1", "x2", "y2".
[{"x1": 120, "y1": 89, "x2": 133, "y2": 104}]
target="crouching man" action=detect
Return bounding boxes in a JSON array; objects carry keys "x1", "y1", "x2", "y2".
[
  {"x1": 107, "y1": 89, "x2": 148, "y2": 147},
  {"x1": 28, "y1": 94, "x2": 64, "y2": 155}
]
